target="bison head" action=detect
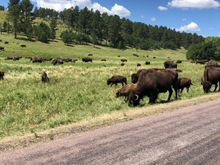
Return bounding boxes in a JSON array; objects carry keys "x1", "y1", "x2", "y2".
[
  {"x1": 107, "y1": 79, "x2": 111, "y2": 85},
  {"x1": 131, "y1": 73, "x2": 138, "y2": 83},
  {"x1": 128, "y1": 91, "x2": 141, "y2": 106},
  {"x1": 202, "y1": 81, "x2": 212, "y2": 93}
]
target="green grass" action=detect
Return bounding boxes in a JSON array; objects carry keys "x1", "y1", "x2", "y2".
[{"x1": 0, "y1": 33, "x2": 208, "y2": 139}]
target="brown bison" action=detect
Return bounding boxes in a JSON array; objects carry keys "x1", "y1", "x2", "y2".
[
  {"x1": 164, "y1": 61, "x2": 177, "y2": 69},
  {"x1": 20, "y1": 44, "x2": 26, "y2": 48},
  {"x1": 177, "y1": 78, "x2": 192, "y2": 93},
  {"x1": 0, "y1": 71, "x2": 5, "y2": 80},
  {"x1": 107, "y1": 75, "x2": 127, "y2": 86},
  {"x1": 41, "y1": 71, "x2": 49, "y2": 83},
  {"x1": 82, "y1": 57, "x2": 93, "y2": 63},
  {"x1": 128, "y1": 68, "x2": 178, "y2": 106},
  {"x1": 31, "y1": 57, "x2": 43, "y2": 63},
  {"x1": 176, "y1": 60, "x2": 182, "y2": 64},
  {"x1": 202, "y1": 66, "x2": 220, "y2": 93},
  {"x1": 0, "y1": 46, "x2": 4, "y2": 51},
  {"x1": 133, "y1": 53, "x2": 139, "y2": 57},
  {"x1": 121, "y1": 63, "x2": 125, "y2": 66},
  {"x1": 52, "y1": 58, "x2": 63, "y2": 65},
  {"x1": 137, "y1": 63, "x2": 141, "y2": 67},
  {"x1": 121, "y1": 59, "x2": 127, "y2": 62},
  {"x1": 116, "y1": 83, "x2": 137, "y2": 102},
  {"x1": 145, "y1": 61, "x2": 150, "y2": 65}
]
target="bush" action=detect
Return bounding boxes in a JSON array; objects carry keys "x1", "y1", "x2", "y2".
[
  {"x1": 34, "y1": 22, "x2": 51, "y2": 43},
  {"x1": 60, "y1": 30, "x2": 73, "y2": 44},
  {"x1": 187, "y1": 40, "x2": 217, "y2": 60}
]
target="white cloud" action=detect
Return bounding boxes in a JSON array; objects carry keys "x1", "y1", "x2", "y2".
[
  {"x1": 32, "y1": 0, "x2": 131, "y2": 17},
  {"x1": 111, "y1": 4, "x2": 131, "y2": 17},
  {"x1": 168, "y1": 0, "x2": 220, "y2": 9},
  {"x1": 151, "y1": 17, "x2": 157, "y2": 22},
  {"x1": 158, "y1": 6, "x2": 168, "y2": 11},
  {"x1": 177, "y1": 22, "x2": 200, "y2": 32}
]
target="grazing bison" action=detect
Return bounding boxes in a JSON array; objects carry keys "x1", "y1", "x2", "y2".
[
  {"x1": 176, "y1": 60, "x2": 182, "y2": 64},
  {"x1": 137, "y1": 63, "x2": 141, "y2": 67},
  {"x1": 0, "y1": 71, "x2": 5, "y2": 80},
  {"x1": 52, "y1": 58, "x2": 63, "y2": 65},
  {"x1": 31, "y1": 57, "x2": 43, "y2": 63},
  {"x1": 82, "y1": 57, "x2": 93, "y2": 63},
  {"x1": 41, "y1": 71, "x2": 49, "y2": 83},
  {"x1": 128, "y1": 68, "x2": 178, "y2": 106},
  {"x1": 101, "y1": 59, "x2": 107, "y2": 61},
  {"x1": 202, "y1": 66, "x2": 220, "y2": 93},
  {"x1": 145, "y1": 61, "x2": 150, "y2": 65},
  {"x1": 177, "y1": 78, "x2": 192, "y2": 93},
  {"x1": 116, "y1": 83, "x2": 137, "y2": 102},
  {"x1": 153, "y1": 57, "x2": 156, "y2": 59},
  {"x1": 164, "y1": 61, "x2": 177, "y2": 69},
  {"x1": 0, "y1": 46, "x2": 4, "y2": 51},
  {"x1": 121, "y1": 59, "x2": 127, "y2": 62},
  {"x1": 121, "y1": 63, "x2": 125, "y2": 66},
  {"x1": 4, "y1": 41, "x2": 9, "y2": 44},
  {"x1": 88, "y1": 53, "x2": 93, "y2": 56},
  {"x1": 107, "y1": 75, "x2": 127, "y2": 86},
  {"x1": 133, "y1": 54, "x2": 139, "y2": 57},
  {"x1": 205, "y1": 60, "x2": 219, "y2": 68},
  {"x1": 20, "y1": 44, "x2": 26, "y2": 48}
]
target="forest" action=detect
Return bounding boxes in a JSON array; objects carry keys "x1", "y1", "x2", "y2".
[{"x1": 1, "y1": 0, "x2": 204, "y2": 50}]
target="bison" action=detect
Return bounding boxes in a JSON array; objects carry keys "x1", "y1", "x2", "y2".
[
  {"x1": 121, "y1": 63, "x2": 125, "y2": 66},
  {"x1": 145, "y1": 61, "x2": 150, "y2": 65},
  {"x1": 52, "y1": 58, "x2": 63, "y2": 65},
  {"x1": 177, "y1": 78, "x2": 192, "y2": 93},
  {"x1": 0, "y1": 71, "x2": 5, "y2": 80},
  {"x1": 20, "y1": 44, "x2": 26, "y2": 48},
  {"x1": 137, "y1": 63, "x2": 141, "y2": 67},
  {"x1": 82, "y1": 57, "x2": 93, "y2": 63},
  {"x1": 164, "y1": 61, "x2": 177, "y2": 69},
  {"x1": 41, "y1": 71, "x2": 49, "y2": 83},
  {"x1": 128, "y1": 68, "x2": 178, "y2": 106},
  {"x1": 107, "y1": 75, "x2": 127, "y2": 87},
  {"x1": 133, "y1": 53, "x2": 139, "y2": 57},
  {"x1": 176, "y1": 60, "x2": 182, "y2": 64},
  {"x1": 116, "y1": 83, "x2": 137, "y2": 102},
  {"x1": 31, "y1": 57, "x2": 43, "y2": 63},
  {"x1": 121, "y1": 59, "x2": 127, "y2": 62},
  {"x1": 202, "y1": 66, "x2": 220, "y2": 93},
  {"x1": 0, "y1": 46, "x2": 4, "y2": 51}
]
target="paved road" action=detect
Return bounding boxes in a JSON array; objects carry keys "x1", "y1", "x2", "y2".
[{"x1": 0, "y1": 99, "x2": 220, "y2": 165}]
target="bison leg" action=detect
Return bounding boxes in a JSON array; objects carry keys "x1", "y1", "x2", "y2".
[
  {"x1": 167, "y1": 88, "x2": 173, "y2": 101},
  {"x1": 214, "y1": 84, "x2": 218, "y2": 92},
  {"x1": 180, "y1": 88, "x2": 184, "y2": 93}
]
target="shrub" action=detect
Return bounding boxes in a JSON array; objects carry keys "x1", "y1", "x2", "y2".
[
  {"x1": 60, "y1": 30, "x2": 73, "y2": 44},
  {"x1": 34, "y1": 22, "x2": 51, "y2": 43}
]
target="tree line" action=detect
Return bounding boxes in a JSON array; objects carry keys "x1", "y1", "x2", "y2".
[{"x1": 3, "y1": 0, "x2": 204, "y2": 50}]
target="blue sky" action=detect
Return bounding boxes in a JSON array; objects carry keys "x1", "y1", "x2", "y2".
[{"x1": 1, "y1": 0, "x2": 220, "y2": 37}]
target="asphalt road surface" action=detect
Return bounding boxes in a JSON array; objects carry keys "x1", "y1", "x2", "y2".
[{"x1": 0, "y1": 99, "x2": 220, "y2": 165}]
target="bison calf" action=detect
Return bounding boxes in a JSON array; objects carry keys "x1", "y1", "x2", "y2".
[
  {"x1": 107, "y1": 75, "x2": 127, "y2": 87},
  {"x1": 116, "y1": 83, "x2": 137, "y2": 102},
  {"x1": 177, "y1": 77, "x2": 192, "y2": 93},
  {"x1": 41, "y1": 71, "x2": 49, "y2": 83}
]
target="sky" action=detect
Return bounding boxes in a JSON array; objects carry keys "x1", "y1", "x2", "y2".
[{"x1": 1, "y1": 0, "x2": 220, "y2": 37}]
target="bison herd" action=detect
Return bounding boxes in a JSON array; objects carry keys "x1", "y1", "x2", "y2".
[{"x1": 107, "y1": 60, "x2": 220, "y2": 107}]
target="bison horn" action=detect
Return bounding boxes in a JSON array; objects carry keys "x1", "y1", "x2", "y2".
[{"x1": 134, "y1": 94, "x2": 139, "y2": 101}]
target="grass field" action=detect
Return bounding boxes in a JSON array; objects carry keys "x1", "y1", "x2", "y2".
[{"x1": 0, "y1": 32, "x2": 207, "y2": 139}]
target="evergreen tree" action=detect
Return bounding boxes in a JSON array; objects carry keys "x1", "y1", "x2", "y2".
[{"x1": 8, "y1": 0, "x2": 20, "y2": 38}]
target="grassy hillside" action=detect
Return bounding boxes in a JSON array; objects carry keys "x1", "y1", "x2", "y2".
[{"x1": 0, "y1": 32, "x2": 207, "y2": 139}]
